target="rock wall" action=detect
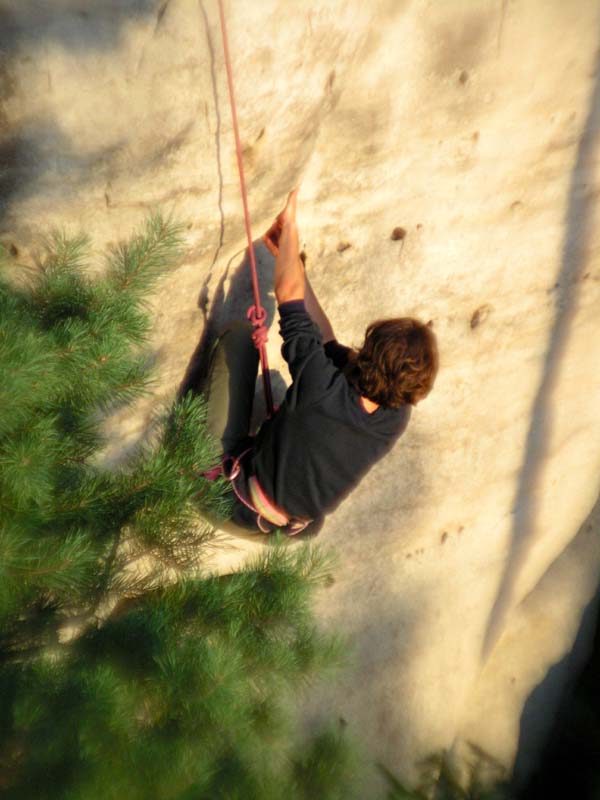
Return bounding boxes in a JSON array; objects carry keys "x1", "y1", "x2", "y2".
[{"x1": 2, "y1": 0, "x2": 600, "y2": 790}]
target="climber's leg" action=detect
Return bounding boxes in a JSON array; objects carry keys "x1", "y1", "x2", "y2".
[{"x1": 204, "y1": 320, "x2": 259, "y2": 456}]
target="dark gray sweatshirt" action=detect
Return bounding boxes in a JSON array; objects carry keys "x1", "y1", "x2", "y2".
[{"x1": 249, "y1": 301, "x2": 411, "y2": 520}]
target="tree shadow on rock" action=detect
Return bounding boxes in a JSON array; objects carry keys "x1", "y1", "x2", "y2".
[
  {"x1": 481, "y1": 41, "x2": 600, "y2": 661},
  {"x1": 0, "y1": 118, "x2": 124, "y2": 232},
  {"x1": 0, "y1": 1, "x2": 193, "y2": 234},
  {"x1": 380, "y1": 745, "x2": 513, "y2": 799},
  {"x1": 0, "y1": 1, "x2": 161, "y2": 55}
]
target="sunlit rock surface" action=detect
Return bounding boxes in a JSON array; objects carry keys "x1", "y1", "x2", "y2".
[{"x1": 2, "y1": 0, "x2": 600, "y2": 790}]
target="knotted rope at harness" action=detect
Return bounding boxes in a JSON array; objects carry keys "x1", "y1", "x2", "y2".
[{"x1": 217, "y1": 0, "x2": 274, "y2": 418}]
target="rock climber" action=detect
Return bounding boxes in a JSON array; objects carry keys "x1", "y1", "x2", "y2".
[{"x1": 204, "y1": 189, "x2": 438, "y2": 537}]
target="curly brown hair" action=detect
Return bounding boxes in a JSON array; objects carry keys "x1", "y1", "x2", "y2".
[{"x1": 347, "y1": 318, "x2": 438, "y2": 408}]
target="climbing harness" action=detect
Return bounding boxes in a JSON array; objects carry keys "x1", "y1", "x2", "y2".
[
  {"x1": 217, "y1": 0, "x2": 274, "y2": 418},
  {"x1": 220, "y1": 449, "x2": 311, "y2": 535}
]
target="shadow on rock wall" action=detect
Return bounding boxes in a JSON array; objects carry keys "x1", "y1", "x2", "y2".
[
  {"x1": 0, "y1": 1, "x2": 162, "y2": 54},
  {"x1": 513, "y1": 490, "x2": 600, "y2": 796},
  {"x1": 0, "y1": 0, "x2": 166, "y2": 233},
  {"x1": 482, "y1": 43, "x2": 600, "y2": 660},
  {"x1": 380, "y1": 744, "x2": 513, "y2": 799},
  {"x1": 0, "y1": 120, "x2": 125, "y2": 233}
]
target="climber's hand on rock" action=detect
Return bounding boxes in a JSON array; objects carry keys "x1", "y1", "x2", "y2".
[
  {"x1": 281, "y1": 188, "x2": 299, "y2": 227},
  {"x1": 264, "y1": 189, "x2": 300, "y2": 258}
]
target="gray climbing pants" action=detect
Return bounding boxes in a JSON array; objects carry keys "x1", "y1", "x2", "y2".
[{"x1": 205, "y1": 320, "x2": 259, "y2": 457}]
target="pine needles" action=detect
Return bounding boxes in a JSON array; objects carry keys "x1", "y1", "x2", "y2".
[
  {"x1": 0, "y1": 217, "x2": 356, "y2": 799},
  {"x1": 0, "y1": 214, "x2": 229, "y2": 627}
]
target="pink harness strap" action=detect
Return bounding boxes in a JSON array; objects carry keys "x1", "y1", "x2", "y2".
[
  {"x1": 205, "y1": 451, "x2": 311, "y2": 536},
  {"x1": 247, "y1": 475, "x2": 289, "y2": 528}
]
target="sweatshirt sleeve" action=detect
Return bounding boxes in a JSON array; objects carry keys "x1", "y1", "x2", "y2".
[
  {"x1": 278, "y1": 301, "x2": 344, "y2": 407},
  {"x1": 324, "y1": 340, "x2": 351, "y2": 370}
]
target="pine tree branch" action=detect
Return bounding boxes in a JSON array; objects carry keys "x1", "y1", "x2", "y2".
[
  {"x1": 106, "y1": 212, "x2": 185, "y2": 297},
  {"x1": 92, "y1": 529, "x2": 122, "y2": 613},
  {"x1": 0, "y1": 218, "x2": 360, "y2": 799},
  {"x1": 119, "y1": 218, "x2": 170, "y2": 291}
]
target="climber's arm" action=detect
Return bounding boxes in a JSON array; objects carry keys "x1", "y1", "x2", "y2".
[
  {"x1": 275, "y1": 241, "x2": 335, "y2": 343},
  {"x1": 273, "y1": 189, "x2": 335, "y2": 342},
  {"x1": 304, "y1": 275, "x2": 335, "y2": 344},
  {"x1": 274, "y1": 190, "x2": 305, "y2": 304}
]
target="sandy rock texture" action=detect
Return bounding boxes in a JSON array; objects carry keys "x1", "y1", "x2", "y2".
[{"x1": 2, "y1": 0, "x2": 600, "y2": 790}]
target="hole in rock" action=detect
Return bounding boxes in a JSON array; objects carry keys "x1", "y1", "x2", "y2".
[
  {"x1": 391, "y1": 226, "x2": 407, "y2": 241},
  {"x1": 470, "y1": 304, "x2": 492, "y2": 329}
]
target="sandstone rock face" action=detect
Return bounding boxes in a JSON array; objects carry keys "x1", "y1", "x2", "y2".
[{"x1": 2, "y1": 0, "x2": 600, "y2": 790}]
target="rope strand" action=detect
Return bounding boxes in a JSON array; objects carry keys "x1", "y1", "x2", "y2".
[{"x1": 217, "y1": 0, "x2": 274, "y2": 417}]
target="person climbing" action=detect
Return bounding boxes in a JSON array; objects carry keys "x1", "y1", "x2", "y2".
[{"x1": 204, "y1": 189, "x2": 438, "y2": 537}]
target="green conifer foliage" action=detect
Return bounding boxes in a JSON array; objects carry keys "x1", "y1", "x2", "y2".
[
  {"x1": 0, "y1": 218, "x2": 355, "y2": 799},
  {"x1": 0, "y1": 215, "x2": 229, "y2": 631},
  {"x1": 0, "y1": 546, "x2": 353, "y2": 800}
]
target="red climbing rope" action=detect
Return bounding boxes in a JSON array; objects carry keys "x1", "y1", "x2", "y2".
[{"x1": 217, "y1": 0, "x2": 274, "y2": 418}]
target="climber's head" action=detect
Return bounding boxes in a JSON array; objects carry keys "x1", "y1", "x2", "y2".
[{"x1": 351, "y1": 318, "x2": 438, "y2": 408}]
